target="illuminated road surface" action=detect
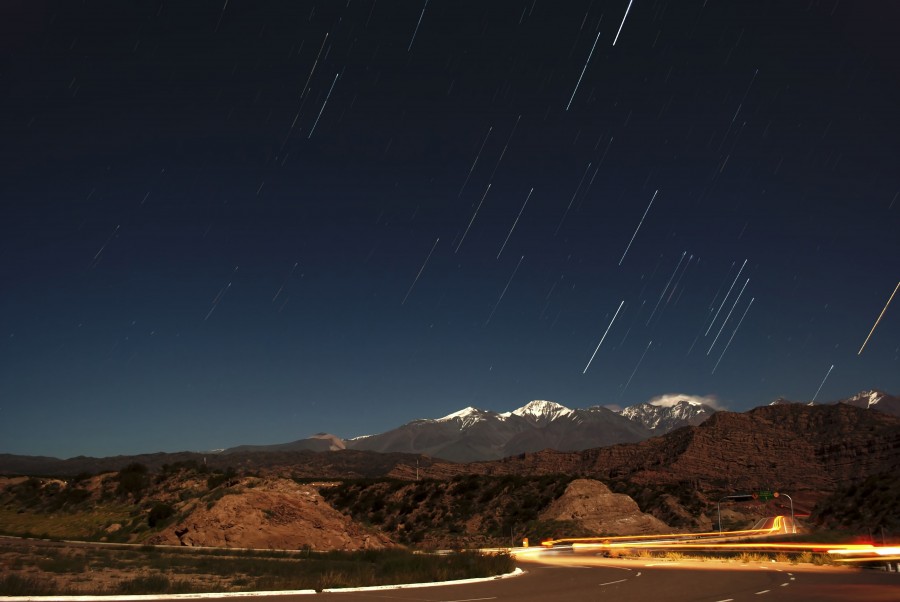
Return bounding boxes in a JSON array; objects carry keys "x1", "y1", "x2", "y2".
[
  {"x1": 319, "y1": 547, "x2": 896, "y2": 602},
  {"x1": 104, "y1": 556, "x2": 897, "y2": 602}
]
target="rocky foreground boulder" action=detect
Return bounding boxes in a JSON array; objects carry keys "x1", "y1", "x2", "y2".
[
  {"x1": 539, "y1": 479, "x2": 672, "y2": 536},
  {"x1": 146, "y1": 478, "x2": 393, "y2": 550}
]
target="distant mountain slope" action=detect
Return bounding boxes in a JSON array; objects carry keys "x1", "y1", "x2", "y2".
[
  {"x1": 223, "y1": 433, "x2": 345, "y2": 454},
  {"x1": 619, "y1": 398, "x2": 716, "y2": 434},
  {"x1": 837, "y1": 389, "x2": 900, "y2": 417},
  {"x1": 405, "y1": 403, "x2": 900, "y2": 497},
  {"x1": 767, "y1": 389, "x2": 900, "y2": 417},
  {"x1": 346, "y1": 400, "x2": 652, "y2": 462}
]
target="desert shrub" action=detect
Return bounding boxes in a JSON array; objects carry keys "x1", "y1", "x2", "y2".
[
  {"x1": 206, "y1": 467, "x2": 237, "y2": 490},
  {"x1": 116, "y1": 574, "x2": 194, "y2": 594},
  {"x1": 148, "y1": 502, "x2": 175, "y2": 527},
  {"x1": 0, "y1": 575, "x2": 57, "y2": 596},
  {"x1": 116, "y1": 463, "x2": 149, "y2": 500}
]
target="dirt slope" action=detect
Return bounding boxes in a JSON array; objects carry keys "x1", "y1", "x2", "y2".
[
  {"x1": 146, "y1": 478, "x2": 393, "y2": 550},
  {"x1": 539, "y1": 479, "x2": 672, "y2": 535}
]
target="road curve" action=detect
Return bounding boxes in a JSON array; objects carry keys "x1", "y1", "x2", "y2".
[
  {"x1": 84, "y1": 554, "x2": 897, "y2": 602},
  {"x1": 320, "y1": 557, "x2": 896, "y2": 602}
]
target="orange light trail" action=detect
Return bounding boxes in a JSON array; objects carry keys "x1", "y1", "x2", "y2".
[{"x1": 536, "y1": 516, "x2": 897, "y2": 564}]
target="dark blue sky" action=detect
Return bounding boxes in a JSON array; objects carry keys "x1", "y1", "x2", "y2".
[{"x1": 2, "y1": 1, "x2": 898, "y2": 458}]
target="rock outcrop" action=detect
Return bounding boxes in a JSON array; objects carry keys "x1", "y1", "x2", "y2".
[
  {"x1": 400, "y1": 403, "x2": 900, "y2": 508},
  {"x1": 539, "y1": 479, "x2": 671, "y2": 535},
  {"x1": 146, "y1": 478, "x2": 393, "y2": 550}
]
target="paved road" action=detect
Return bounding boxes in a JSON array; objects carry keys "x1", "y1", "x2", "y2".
[{"x1": 108, "y1": 556, "x2": 897, "y2": 602}]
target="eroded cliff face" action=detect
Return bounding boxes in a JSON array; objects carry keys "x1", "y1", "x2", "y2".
[
  {"x1": 146, "y1": 478, "x2": 393, "y2": 550},
  {"x1": 407, "y1": 404, "x2": 900, "y2": 490},
  {"x1": 539, "y1": 479, "x2": 672, "y2": 535}
]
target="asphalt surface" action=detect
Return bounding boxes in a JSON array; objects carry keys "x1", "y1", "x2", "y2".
[
  {"x1": 89, "y1": 556, "x2": 897, "y2": 602},
  {"x1": 307, "y1": 561, "x2": 897, "y2": 602}
]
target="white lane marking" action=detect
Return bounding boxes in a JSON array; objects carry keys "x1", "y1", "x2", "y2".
[
  {"x1": 599, "y1": 579, "x2": 628, "y2": 586},
  {"x1": 715, "y1": 599, "x2": 734, "y2": 602},
  {"x1": 780, "y1": 583, "x2": 790, "y2": 587},
  {"x1": 755, "y1": 590, "x2": 770, "y2": 594},
  {"x1": 636, "y1": 572, "x2": 642, "y2": 577},
  {"x1": 790, "y1": 577, "x2": 796, "y2": 581},
  {"x1": 601, "y1": 565, "x2": 633, "y2": 571}
]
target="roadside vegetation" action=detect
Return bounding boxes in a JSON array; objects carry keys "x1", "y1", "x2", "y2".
[
  {"x1": 811, "y1": 472, "x2": 900, "y2": 539},
  {"x1": 0, "y1": 461, "x2": 246, "y2": 542},
  {"x1": 320, "y1": 474, "x2": 581, "y2": 547},
  {"x1": 0, "y1": 540, "x2": 514, "y2": 595}
]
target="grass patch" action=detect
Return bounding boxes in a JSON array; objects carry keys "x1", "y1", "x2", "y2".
[
  {"x1": 0, "y1": 575, "x2": 58, "y2": 596},
  {"x1": 0, "y1": 542, "x2": 515, "y2": 595},
  {"x1": 116, "y1": 574, "x2": 196, "y2": 595},
  {"x1": 0, "y1": 504, "x2": 132, "y2": 540}
]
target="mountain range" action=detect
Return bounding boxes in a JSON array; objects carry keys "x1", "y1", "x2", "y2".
[
  {"x1": 217, "y1": 397, "x2": 717, "y2": 462},
  {"x1": 218, "y1": 390, "x2": 898, "y2": 463}
]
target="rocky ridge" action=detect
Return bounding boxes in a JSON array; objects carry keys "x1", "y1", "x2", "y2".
[
  {"x1": 539, "y1": 479, "x2": 672, "y2": 535},
  {"x1": 146, "y1": 478, "x2": 391, "y2": 550}
]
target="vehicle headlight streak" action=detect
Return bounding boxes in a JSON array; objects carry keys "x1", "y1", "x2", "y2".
[{"x1": 536, "y1": 516, "x2": 898, "y2": 564}]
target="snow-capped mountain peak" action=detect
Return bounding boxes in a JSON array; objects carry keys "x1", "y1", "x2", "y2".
[
  {"x1": 846, "y1": 390, "x2": 885, "y2": 408},
  {"x1": 503, "y1": 400, "x2": 574, "y2": 423},
  {"x1": 435, "y1": 406, "x2": 489, "y2": 429},
  {"x1": 619, "y1": 399, "x2": 716, "y2": 433}
]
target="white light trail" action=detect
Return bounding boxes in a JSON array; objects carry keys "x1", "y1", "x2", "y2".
[
  {"x1": 622, "y1": 339, "x2": 652, "y2": 397},
  {"x1": 455, "y1": 183, "x2": 491, "y2": 254},
  {"x1": 566, "y1": 30, "x2": 601, "y2": 111},
  {"x1": 279, "y1": 33, "x2": 329, "y2": 153},
  {"x1": 612, "y1": 0, "x2": 634, "y2": 46},
  {"x1": 858, "y1": 280, "x2": 900, "y2": 355},
  {"x1": 583, "y1": 300, "x2": 625, "y2": 374},
  {"x1": 486, "y1": 255, "x2": 524, "y2": 325},
  {"x1": 705, "y1": 258, "x2": 747, "y2": 336},
  {"x1": 712, "y1": 297, "x2": 754, "y2": 374},
  {"x1": 402, "y1": 237, "x2": 439, "y2": 305},
  {"x1": 707, "y1": 277, "x2": 750, "y2": 355},
  {"x1": 458, "y1": 126, "x2": 493, "y2": 198},
  {"x1": 646, "y1": 251, "x2": 686, "y2": 326},
  {"x1": 487, "y1": 115, "x2": 521, "y2": 184},
  {"x1": 92, "y1": 224, "x2": 120, "y2": 262},
  {"x1": 812, "y1": 364, "x2": 834, "y2": 402},
  {"x1": 619, "y1": 189, "x2": 657, "y2": 266},
  {"x1": 555, "y1": 162, "x2": 592, "y2": 235},
  {"x1": 307, "y1": 72, "x2": 339, "y2": 139},
  {"x1": 408, "y1": 0, "x2": 429, "y2": 52},
  {"x1": 214, "y1": 0, "x2": 229, "y2": 33},
  {"x1": 498, "y1": 187, "x2": 533, "y2": 259}
]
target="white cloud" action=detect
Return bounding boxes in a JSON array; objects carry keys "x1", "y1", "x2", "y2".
[{"x1": 645, "y1": 393, "x2": 725, "y2": 410}]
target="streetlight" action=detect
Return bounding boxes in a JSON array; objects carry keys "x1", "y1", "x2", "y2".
[
  {"x1": 717, "y1": 494, "x2": 753, "y2": 533},
  {"x1": 777, "y1": 492, "x2": 795, "y2": 534}
]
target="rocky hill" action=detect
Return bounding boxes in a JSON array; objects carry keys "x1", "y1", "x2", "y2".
[
  {"x1": 146, "y1": 477, "x2": 391, "y2": 550},
  {"x1": 539, "y1": 479, "x2": 672, "y2": 535},
  {"x1": 393, "y1": 403, "x2": 900, "y2": 528}
]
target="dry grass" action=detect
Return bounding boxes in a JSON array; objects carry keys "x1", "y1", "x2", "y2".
[{"x1": 0, "y1": 505, "x2": 133, "y2": 540}]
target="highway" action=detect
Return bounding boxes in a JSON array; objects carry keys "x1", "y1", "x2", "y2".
[
  {"x1": 100, "y1": 554, "x2": 897, "y2": 602},
  {"x1": 6, "y1": 520, "x2": 897, "y2": 601},
  {"x1": 8, "y1": 549, "x2": 894, "y2": 601},
  {"x1": 300, "y1": 550, "x2": 900, "y2": 602}
]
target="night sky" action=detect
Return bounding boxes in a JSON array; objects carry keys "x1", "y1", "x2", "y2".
[{"x1": 2, "y1": 1, "x2": 898, "y2": 458}]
